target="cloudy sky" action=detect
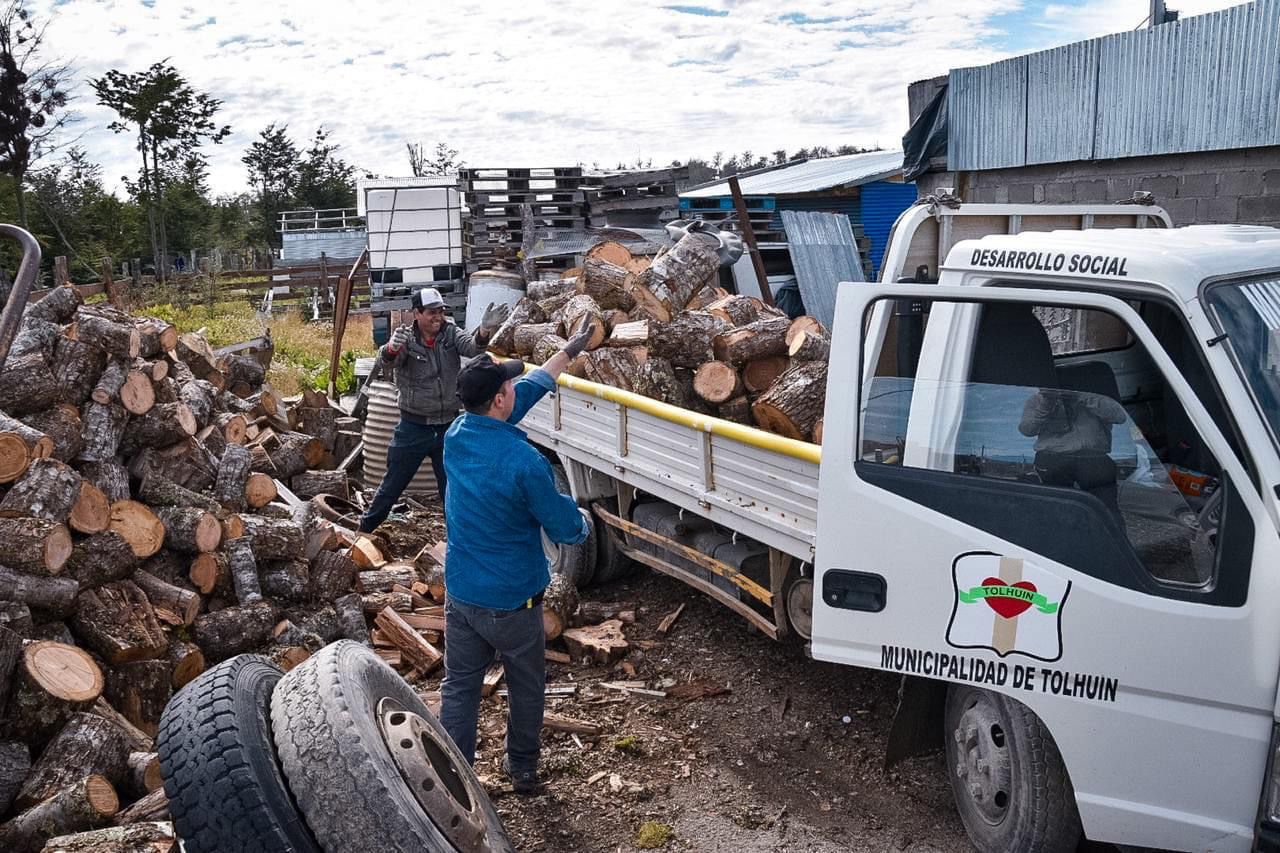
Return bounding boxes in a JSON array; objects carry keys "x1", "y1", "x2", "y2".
[{"x1": 35, "y1": 0, "x2": 1249, "y2": 196}]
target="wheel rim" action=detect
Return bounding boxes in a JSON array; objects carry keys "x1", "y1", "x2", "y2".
[
  {"x1": 541, "y1": 530, "x2": 561, "y2": 567},
  {"x1": 952, "y1": 693, "x2": 1014, "y2": 827},
  {"x1": 786, "y1": 577, "x2": 814, "y2": 640},
  {"x1": 378, "y1": 698, "x2": 489, "y2": 853}
]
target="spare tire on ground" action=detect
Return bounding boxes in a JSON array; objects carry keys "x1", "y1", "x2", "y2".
[
  {"x1": 157, "y1": 655, "x2": 321, "y2": 853},
  {"x1": 271, "y1": 641, "x2": 515, "y2": 853}
]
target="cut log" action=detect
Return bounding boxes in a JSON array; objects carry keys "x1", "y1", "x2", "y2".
[
  {"x1": 71, "y1": 582, "x2": 167, "y2": 665},
  {"x1": 87, "y1": 698, "x2": 151, "y2": 754},
  {"x1": 0, "y1": 625, "x2": 21, "y2": 708},
  {"x1": 581, "y1": 346, "x2": 646, "y2": 391},
  {"x1": 362, "y1": 592, "x2": 412, "y2": 615},
  {"x1": 348, "y1": 535, "x2": 385, "y2": 571},
  {"x1": 9, "y1": 319, "x2": 58, "y2": 361},
  {"x1": 90, "y1": 362, "x2": 126, "y2": 407},
  {"x1": 0, "y1": 351, "x2": 61, "y2": 416},
  {"x1": 75, "y1": 314, "x2": 139, "y2": 360},
  {"x1": 0, "y1": 565, "x2": 79, "y2": 616},
  {"x1": 692, "y1": 361, "x2": 743, "y2": 405},
  {"x1": 0, "y1": 602, "x2": 32, "y2": 636},
  {"x1": 536, "y1": 292, "x2": 574, "y2": 322},
  {"x1": 224, "y1": 536, "x2": 263, "y2": 604},
  {"x1": 216, "y1": 354, "x2": 265, "y2": 388},
  {"x1": 127, "y1": 439, "x2": 217, "y2": 493},
  {"x1": 633, "y1": 357, "x2": 689, "y2": 407},
  {"x1": 64, "y1": 532, "x2": 136, "y2": 590},
  {"x1": 561, "y1": 295, "x2": 606, "y2": 351},
  {"x1": 542, "y1": 572, "x2": 579, "y2": 642},
  {"x1": 0, "y1": 775, "x2": 118, "y2": 853},
  {"x1": 260, "y1": 432, "x2": 323, "y2": 481},
  {"x1": 578, "y1": 258, "x2": 636, "y2": 311},
  {"x1": 290, "y1": 470, "x2": 347, "y2": 500},
  {"x1": 50, "y1": 339, "x2": 106, "y2": 408},
  {"x1": 0, "y1": 742, "x2": 29, "y2": 816},
  {"x1": 118, "y1": 403, "x2": 196, "y2": 456},
  {"x1": 152, "y1": 507, "x2": 220, "y2": 555},
  {"x1": 787, "y1": 329, "x2": 830, "y2": 361},
  {"x1": 742, "y1": 356, "x2": 790, "y2": 393},
  {"x1": 166, "y1": 642, "x2": 204, "y2": 689},
  {"x1": 22, "y1": 405, "x2": 84, "y2": 465},
  {"x1": 542, "y1": 712, "x2": 602, "y2": 736},
  {"x1": 706, "y1": 294, "x2": 784, "y2": 327},
  {"x1": 175, "y1": 381, "x2": 216, "y2": 430},
  {"x1": 15, "y1": 714, "x2": 128, "y2": 810},
  {"x1": 111, "y1": 787, "x2": 167, "y2": 826},
  {"x1": 76, "y1": 403, "x2": 127, "y2": 464},
  {"x1": 712, "y1": 315, "x2": 792, "y2": 366},
  {"x1": 271, "y1": 619, "x2": 322, "y2": 651},
  {"x1": 174, "y1": 333, "x2": 218, "y2": 382},
  {"x1": 103, "y1": 661, "x2": 170, "y2": 738},
  {"x1": 26, "y1": 284, "x2": 83, "y2": 324},
  {"x1": 133, "y1": 317, "x2": 176, "y2": 360},
  {"x1": 107, "y1": 502, "x2": 164, "y2": 559},
  {"x1": 0, "y1": 517, "x2": 73, "y2": 575},
  {"x1": 332, "y1": 592, "x2": 369, "y2": 644},
  {"x1": 356, "y1": 564, "x2": 416, "y2": 594},
  {"x1": 0, "y1": 411, "x2": 53, "y2": 484},
  {"x1": 630, "y1": 232, "x2": 721, "y2": 322},
  {"x1": 214, "y1": 412, "x2": 248, "y2": 445},
  {"x1": 751, "y1": 360, "x2": 829, "y2": 441},
  {"x1": 298, "y1": 407, "x2": 337, "y2": 453},
  {"x1": 123, "y1": 752, "x2": 161, "y2": 799},
  {"x1": 513, "y1": 322, "x2": 563, "y2": 357},
  {"x1": 0, "y1": 458, "x2": 82, "y2": 523},
  {"x1": 527, "y1": 278, "x2": 575, "y2": 302},
  {"x1": 784, "y1": 315, "x2": 829, "y2": 347},
  {"x1": 584, "y1": 240, "x2": 634, "y2": 268},
  {"x1": 187, "y1": 551, "x2": 227, "y2": 597},
  {"x1": 136, "y1": 472, "x2": 217, "y2": 514},
  {"x1": 41, "y1": 821, "x2": 176, "y2": 851},
  {"x1": 309, "y1": 550, "x2": 358, "y2": 602},
  {"x1": 78, "y1": 462, "x2": 129, "y2": 504},
  {"x1": 812, "y1": 416, "x2": 824, "y2": 445},
  {"x1": 488, "y1": 298, "x2": 545, "y2": 356},
  {"x1": 118, "y1": 370, "x2": 154, "y2": 417},
  {"x1": 244, "y1": 472, "x2": 276, "y2": 509},
  {"x1": 131, "y1": 570, "x2": 200, "y2": 626},
  {"x1": 260, "y1": 559, "x2": 310, "y2": 602},
  {"x1": 373, "y1": 607, "x2": 442, "y2": 674},
  {"x1": 212, "y1": 443, "x2": 251, "y2": 511},
  {"x1": 605, "y1": 319, "x2": 649, "y2": 348},
  {"x1": 647, "y1": 311, "x2": 727, "y2": 368},
  {"x1": 195, "y1": 424, "x2": 225, "y2": 459},
  {"x1": 531, "y1": 334, "x2": 567, "y2": 365},
  {"x1": 239, "y1": 516, "x2": 304, "y2": 562},
  {"x1": 561, "y1": 619, "x2": 629, "y2": 665},
  {"x1": 192, "y1": 601, "x2": 276, "y2": 663},
  {"x1": 575, "y1": 601, "x2": 638, "y2": 625},
  {"x1": 716, "y1": 395, "x2": 753, "y2": 425},
  {"x1": 8, "y1": 642, "x2": 104, "y2": 745}
]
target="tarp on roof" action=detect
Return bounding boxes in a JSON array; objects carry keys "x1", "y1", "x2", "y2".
[
  {"x1": 902, "y1": 84, "x2": 947, "y2": 182},
  {"x1": 681, "y1": 150, "x2": 904, "y2": 199}
]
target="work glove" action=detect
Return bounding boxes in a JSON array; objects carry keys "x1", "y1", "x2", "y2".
[
  {"x1": 387, "y1": 324, "x2": 412, "y2": 354},
  {"x1": 563, "y1": 323, "x2": 597, "y2": 359},
  {"x1": 479, "y1": 302, "x2": 510, "y2": 334}
]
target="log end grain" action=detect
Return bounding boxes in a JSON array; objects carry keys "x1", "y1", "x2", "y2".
[
  {"x1": 108, "y1": 502, "x2": 165, "y2": 559},
  {"x1": 25, "y1": 641, "x2": 104, "y2": 703},
  {"x1": 69, "y1": 482, "x2": 111, "y2": 535}
]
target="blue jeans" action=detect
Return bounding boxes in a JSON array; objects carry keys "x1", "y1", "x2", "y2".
[
  {"x1": 359, "y1": 418, "x2": 450, "y2": 532},
  {"x1": 439, "y1": 597, "x2": 545, "y2": 773}
]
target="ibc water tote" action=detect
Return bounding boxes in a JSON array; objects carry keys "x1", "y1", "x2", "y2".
[{"x1": 464, "y1": 266, "x2": 524, "y2": 332}]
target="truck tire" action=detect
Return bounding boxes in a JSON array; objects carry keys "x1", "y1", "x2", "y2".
[
  {"x1": 157, "y1": 655, "x2": 321, "y2": 853},
  {"x1": 944, "y1": 684, "x2": 1082, "y2": 853},
  {"x1": 544, "y1": 464, "x2": 597, "y2": 587},
  {"x1": 271, "y1": 641, "x2": 515, "y2": 853},
  {"x1": 591, "y1": 497, "x2": 636, "y2": 585}
]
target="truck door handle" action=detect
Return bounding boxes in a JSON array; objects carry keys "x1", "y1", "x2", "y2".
[{"x1": 823, "y1": 570, "x2": 887, "y2": 612}]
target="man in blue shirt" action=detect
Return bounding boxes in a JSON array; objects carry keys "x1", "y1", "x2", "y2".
[{"x1": 439, "y1": 323, "x2": 594, "y2": 795}]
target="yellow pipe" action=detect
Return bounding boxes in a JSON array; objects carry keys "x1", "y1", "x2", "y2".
[{"x1": 521, "y1": 363, "x2": 823, "y2": 465}]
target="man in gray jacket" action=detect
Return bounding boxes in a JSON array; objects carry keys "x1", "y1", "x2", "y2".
[{"x1": 359, "y1": 286, "x2": 508, "y2": 532}]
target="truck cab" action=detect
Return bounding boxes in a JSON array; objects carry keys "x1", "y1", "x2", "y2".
[{"x1": 812, "y1": 211, "x2": 1280, "y2": 850}]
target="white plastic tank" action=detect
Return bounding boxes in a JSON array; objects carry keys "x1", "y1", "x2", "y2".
[
  {"x1": 362, "y1": 380, "x2": 438, "y2": 497},
  {"x1": 464, "y1": 267, "x2": 524, "y2": 331}
]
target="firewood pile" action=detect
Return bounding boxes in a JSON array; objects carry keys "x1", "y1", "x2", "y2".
[
  {"x1": 486, "y1": 233, "x2": 831, "y2": 444},
  {"x1": 0, "y1": 285, "x2": 371, "y2": 852}
]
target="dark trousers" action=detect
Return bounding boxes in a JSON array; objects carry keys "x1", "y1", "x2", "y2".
[
  {"x1": 1035, "y1": 450, "x2": 1120, "y2": 516},
  {"x1": 359, "y1": 419, "x2": 449, "y2": 533},
  {"x1": 439, "y1": 597, "x2": 545, "y2": 773}
]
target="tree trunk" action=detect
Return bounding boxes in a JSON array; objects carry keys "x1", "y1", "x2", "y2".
[
  {"x1": 290, "y1": 470, "x2": 347, "y2": 500},
  {"x1": 0, "y1": 775, "x2": 118, "y2": 853},
  {"x1": 712, "y1": 315, "x2": 792, "y2": 365},
  {"x1": 21, "y1": 404, "x2": 84, "y2": 464},
  {"x1": 15, "y1": 714, "x2": 128, "y2": 811},
  {"x1": 70, "y1": 582, "x2": 167, "y2": 665},
  {"x1": 693, "y1": 361, "x2": 743, "y2": 405},
  {"x1": 0, "y1": 457, "x2": 80, "y2": 523},
  {"x1": 224, "y1": 536, "x2": 263, "y2": 604},
  {"x1": 76, "y1": 403, "x2": 128, "y2": 464},
  {"x1": 630, "y1": 232, "x2": 721, "y2": 322},
  {"x1": 561, "y1": 295, "x2": 606, "y2": 351},
  {"x1": 119, "y1": 403, "x2": 196, "y2": 456},
  {"x1": 131, "y1": 570, "x2": 200, "y2": 626},
  {"x1": 0, "y1": 565, "x2": 79, "y2": 616},
  {"x1": 166, "y1": 642, "x2": 205, "y2": 689},
  {"x1": 103, "y1": 661, "x2": 170, "y2": 738},
  {"x1": 751, "y1": 360, "x2": 829, "y2": 441},
  {"x1": 742, "y1": 356, "x2": 790, "y2": 393},
  {"x1": 787, "y1": 329, "x2": 830, "y2": 361},
  {"x1": 153, "y1": 506, "x2": 221, "y2": 554},
  {"x1": 606, "y1": 320, "x2": 649, "y2": 348},
  {"x1": 73, "y1": 316, "x2": 139, "y2": 360},
  {"x1": 649, "y1": 311, "x2": 727, "y2": 368},
  {"x1": 488, "y1": 298, "x2": 545, "y2": 356},
  {"x1": 0, "y1": 351, "x2": 60, "y2": 415},
  {"x1": 51, "y1": 339, "x2": 107, "y2": 407},
  {"x1": 309, "y1": 550, "x2": 358, "y2": 603},
  {"x1": 512, "y1": 322, "x2": 563, "y2": 357},
  {"x1": 542, "y1": 572, "x2": 579, "y2": 642},
  {"x1": 0, "y1": 411, "x2": 52, "y2": 484},
  {"x1": 8, "y1": 642, "x2": 104, "y2": 746},
  {"x1": 0, "y1": 517, "x2": 73, "y2": 575},
  {"x1": 78, "y1": 462, "x2": 129, "y2": 504},
  {"x1": 578, "y1": 258, "x2": 636, "y2": 311},
  {"x1": 107, "y1": 502, "x2": 164, "y2": 560},
  {"x1": 192, "y1": 601, "x2": 276, "y2": 663}
]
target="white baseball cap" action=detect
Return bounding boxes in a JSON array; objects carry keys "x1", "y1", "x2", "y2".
[{"x1": 412, "y1": 287, "x2": 445, "y2": 310}]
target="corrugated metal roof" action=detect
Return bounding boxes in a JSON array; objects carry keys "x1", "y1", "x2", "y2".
[
  {"x1": 1027, "y1": 40, "x2": 1098, "y2": 165},
  {"x1": 780, "y1": 210, "x2": 865, "y2": 331},
  {"x1": 948, "y1": 56, "x2": 1028, "y2": 171},
  {"x1": 681, "y1": 150, "x2": 903, "y2": 199}
]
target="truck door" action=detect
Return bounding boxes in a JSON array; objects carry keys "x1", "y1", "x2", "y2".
[{"x1": 812, "y1": 284, "x2": 1280, "y2": 850}]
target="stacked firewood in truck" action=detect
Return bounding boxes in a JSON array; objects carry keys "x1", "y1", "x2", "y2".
[
  {"x1": 0, "y1": 285, "x2": 368, "y2": 851},
  {"x1": 486, "y1": 234, "x2": 830, "y2": 444}
]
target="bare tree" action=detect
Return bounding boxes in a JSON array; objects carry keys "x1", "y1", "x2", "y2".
[
  {"x1": 0, "y1": 1, "x2": 72, "y2": 228},
  {"x1": 407, "y1": 140, "x2": 461, "y2": 177}
]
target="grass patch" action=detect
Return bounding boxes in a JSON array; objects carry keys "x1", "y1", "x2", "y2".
[
  {"x1": 613, "y1": 735, "x2": 644, "y2": 755},
  {"x1": 634, "y1": 821, "x2": 673, "y2": 849}
]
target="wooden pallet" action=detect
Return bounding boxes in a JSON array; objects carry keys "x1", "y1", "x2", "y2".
[
  {"x1": 584, "y1": 184, "x2": 678, "y2": 202},
  {"x1": 460, "y1": 166, "x2": 582, "y2": 180},
  {"x1": 464, "y1": 189, "x2": 585, "y2": 205},
  {"x1": 470, "y1": 202, "x2": 586, "y2": 218},
  {"x1": 463, "y1": 176, "x2": 584, "y2": 193}
]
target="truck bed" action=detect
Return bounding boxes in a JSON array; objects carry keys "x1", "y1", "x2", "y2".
[{"x1": 521, "y1": 372, "x2": 820, "y2": 564}]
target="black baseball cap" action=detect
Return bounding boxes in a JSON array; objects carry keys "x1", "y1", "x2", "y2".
[{"x1": 457, "y1": 356, "x2": 525, "y2": 407}]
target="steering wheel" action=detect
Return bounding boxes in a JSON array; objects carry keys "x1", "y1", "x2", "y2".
[{"x1": 1193, "y1": 486, "x2": 1224, "y2": 549}]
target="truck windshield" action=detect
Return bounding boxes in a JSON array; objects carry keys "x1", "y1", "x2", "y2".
[{"x1": 1204, "y1": 276, "x2": 1280, "y2": 449}]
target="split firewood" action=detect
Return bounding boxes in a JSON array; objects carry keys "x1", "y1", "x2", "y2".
[
  {"x1": 103, "y1": 661, "x2": 170, "y2": 737},
  {"x1": 0, "y1": 411, "x2": 53, "y2": 484},
  {"x1": 0, "y1": 517, "x2": 73, "y2": 575},
  {"x1": 110, "y1": 787, "x2": 167, "y2": 825},
  {"x1": 788, "y1": 329, "x2": 830, "y2": 362},
  {"x1": 349, "y1": 535, "x2": 385, "y2": 570},
  {"x1": 657, "y1": 602, "x2": 687, "y2": 636},
  {"x1": 542, "y1": 712, "x2": 602, "y2": 736},
  {"x1": 647, "y1": 311, "x2": 727, "y2": 369},
  {"x1": 713, "y1": 315, "x2": 792, "y2": 366},
  {"x1": 0, "y1": 774, "x2": 119, "y2": 853},
  {"x1": 481, "y1": 664, "x2": 504, "y2": 698},
  {"x1": 131, "y1": 570, "x2": 200, "y2": 626},
  {"x1": 267, "y1": 645, "x2": 311, "y2": 672},
  {"x1": 561, "y1": 295, "x2": 606, "y2": 351},
  {"x1": 693, "y1": 361, "x2": 743, "y2": 405},
  {"x1": 8, "y1": 642, "x2": 104, "y2": 746},
  {"x1": 15, "y1": 714, "x2": 128, "y2": 810},
  {"x1": 374, "y1": 607, "x2": 442, "y2": 674},
  {"x1": 543, "y1": 572, "x2": 579, "y2": 642},
  {"x1": 192, "y1": 601, "x2": 276, "y2": 663},
  {"x1": 166, "y1": 642, "x2": 205, "y2": 690},
  {"x1": 0, "y1": 351, "x2": 60, "y2": 416},
  {"x1": 71, "y1": 582, "x2": 167, "y2": 665},
  {"x1": 751, "y1": 360, "x2": 829, "y2": 441},
  {"x1": 784, "y1": 315, "x2": 828, "y2": 347},
  {"x1": 20, "y1": 405, "x2": 84, "y2": 464},
  {"x1": 630, "y1": 232, "x2": 721, "y2": 322},
  {"x1": 50, "y1": 338, "x2": 107, "y2": 408},
  {"x1": 606, "y1": 320, "x2": 649, "y2": 348}
]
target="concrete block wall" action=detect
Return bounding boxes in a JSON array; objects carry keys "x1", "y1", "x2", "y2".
[{"x1": 915, "y1": 145, "x2": 1280, "y2": 228}]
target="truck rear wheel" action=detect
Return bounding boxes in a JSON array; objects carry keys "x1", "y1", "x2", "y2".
[
  {"x1": 944, "y1": 684, "x2": 1081, "y2": 853},
  {"x1": 544, "y1": 464, "x2": 597, "y2": 587},
  {"x1": 591, "y1": 497, "x2": 636, "y2": 585}
]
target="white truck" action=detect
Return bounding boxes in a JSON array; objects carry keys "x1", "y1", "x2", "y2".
[{"x1": 521, "y1": 196, "x2": 1280, "y2": 852}]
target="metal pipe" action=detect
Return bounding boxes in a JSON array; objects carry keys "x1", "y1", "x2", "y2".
[{"x1": 0, "y1": 224, "x2": 42, "y2": 372}]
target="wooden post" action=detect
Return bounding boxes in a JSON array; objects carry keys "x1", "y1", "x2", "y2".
[
  {"x1": 100, "y1": 258, "x2": 120, "y2": 309},
  {"x1": 327, "y1": 276, "x2": 352, "y2": 398},
  {"x1": 130, "y1": 260, "x2": 141, "y2": 291},
  {"x1": 727, "y1": 176, "x2": 774, "y2": 308},
  {"x1": 53, "y1": 257, "x2": 69, "y2": 289}
]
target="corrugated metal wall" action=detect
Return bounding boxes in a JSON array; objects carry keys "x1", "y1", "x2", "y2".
[
  {"x1": 859, "y1": 181, "x2": 919, "y2": 279},
  {"x1": 949, "y1": 0, "x2": 1280, "y2": 170},
  {"x1": 281, "y1": 229, "x2": 367, "y2": 262}
]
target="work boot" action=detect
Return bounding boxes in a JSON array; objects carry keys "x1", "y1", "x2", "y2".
[{"x1": 501, "y1": 755, "x2": 543, "y2": 796}]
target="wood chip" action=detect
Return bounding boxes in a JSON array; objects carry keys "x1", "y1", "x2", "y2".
[{"x1": 657, "y1": 602, "x2": 686, "y2": 636}]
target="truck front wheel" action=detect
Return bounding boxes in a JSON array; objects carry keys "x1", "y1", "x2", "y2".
[{"x1": 944, "y1": 684, "x2": 1082, "y2": 853}]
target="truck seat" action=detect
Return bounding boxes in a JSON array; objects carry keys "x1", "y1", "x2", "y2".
[{"x1": 968, "y1": 304, "x2": 1057, "y2": 389}]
